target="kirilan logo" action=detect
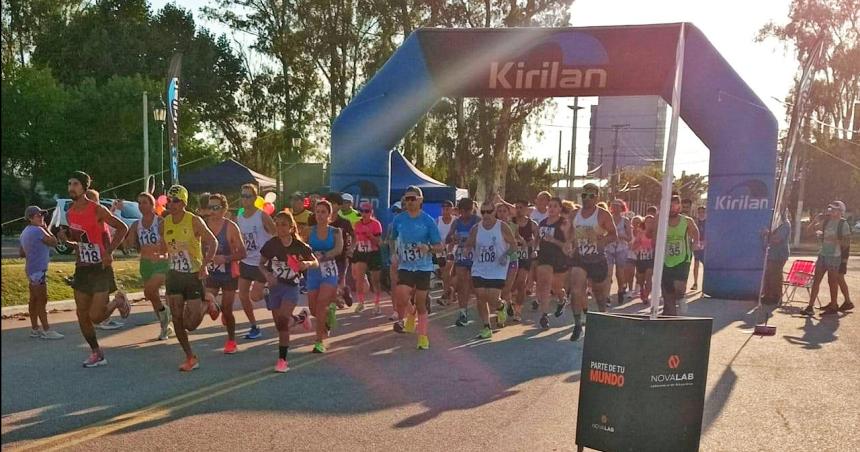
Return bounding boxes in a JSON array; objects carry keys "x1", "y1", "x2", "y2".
[
  {"x1": 489, "y1": 61, "x2": 607, "y2": 90},
  {"x1": 713, "y1": 179, "x2": 770, "y2": 211}
]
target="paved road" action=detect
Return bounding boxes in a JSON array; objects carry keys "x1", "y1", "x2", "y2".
[{"x1": 2, "y1": 258, "x2": 859, "y2": 451}]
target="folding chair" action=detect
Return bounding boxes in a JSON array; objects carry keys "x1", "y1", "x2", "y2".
[{"x1": 780, "y1": 259, "x2": 821, "y2": 307}]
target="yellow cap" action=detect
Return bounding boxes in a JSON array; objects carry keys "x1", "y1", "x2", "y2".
[{"x1": 167, "y1": 185, "x2": 189, "y2": 205}]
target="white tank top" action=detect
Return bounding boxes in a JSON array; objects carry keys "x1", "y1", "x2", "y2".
[
  {"x1": 136, "y1": 216, "x2": 161, "y2": 247},
  {"x1": 573, "y1": 208, "x2": 605, "y2": 257},
  {"x1": 611, "y1": 216, "x2": 630, "y2": 251},
  {"x1": 471, "y1": 220, "x2": 509, "y2": 280},
  {"x1": 237, "y1": 210, "x2": 272, "y2": 266},
  {"x1": 530, "y1": 209, "x2": 548, "y2": 224},
  {"x1": 437, "y1": 216, "x2": 454, "y2": 243}
]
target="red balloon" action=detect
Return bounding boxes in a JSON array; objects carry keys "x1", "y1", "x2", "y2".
[
  {"x1": 263, "y1": 202, "x2": 275, "y2": 215},
  {"x1": 157, "y1": 195, "x2": 168, "y2": 206}
]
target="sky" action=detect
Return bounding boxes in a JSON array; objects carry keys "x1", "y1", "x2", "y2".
[{"x1": 151, "y1": 0, "x2": 799, "y2": 177}]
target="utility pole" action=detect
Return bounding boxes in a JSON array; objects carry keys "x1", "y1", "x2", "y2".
[
  {"x1": 557, "y1": 130, "x2": 563, "y2": 172},
  {"x1": 610, "y1": 124, "x2": 630, "y2": 198},
  {"x1": 142, "y1": 91, "x2": 149, "y2": 193},
  {"x1": 567, "y1": 98, "x2": 584, "y2": 197}
]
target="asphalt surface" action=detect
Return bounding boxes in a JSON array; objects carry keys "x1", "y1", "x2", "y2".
[{"x1": 2, "y1": 257, "x2": 859, "y2": 452}]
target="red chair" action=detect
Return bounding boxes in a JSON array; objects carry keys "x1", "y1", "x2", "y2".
[{"x1": 781, "y1": 259, "x2": 821, "y2": 307}]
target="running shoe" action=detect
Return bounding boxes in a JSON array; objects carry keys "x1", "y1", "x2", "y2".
[
  {"x1": 179, "y1": 355, "x2": 199, "y2": 372},
  {"x1": 115, "y1": 291, "x2": 131, "y2": 319},
  {"x1": 224, "y1": 340, "x2": 238, "y2": 354},
  {"x1": 298, "y1": 310, "x2": 313, "y2": 332},
  {"x1": 477, "y1": 326, "x2": 492, "y2": 339},
  {"x1": 539, "y1": 314, "x2": 549, "y2": 329},
  {"x1": 388, "y1": 311, "x2": 399, "y2": 321},
  {"x1": 96, "y1": 319, "x2": 123, "y2": 330},
  {"x1": 496, "y1": 304, "x2": 508, "y2": 328},
  {"x1": 275, "y1": 358, "x2": 289, "y2": 373},
  {"x1": 839, "y1": 301, "x2": 855, "y2": 312},
  {"x1": 206, "y1": 295, "x2": 221, "y2": 321},
  {"x1": 554, "y1": 299, "x2": 567, "y2": 318},
  {"x1": 245, "y1": 325, "x2": 263, "y2": 340},
  {"x1": 531, "y1": 299, "x2": 539, "y2": 311},
  {"x1": 343, "y1": 290, "x2": 354, "y2": 307},
  {"x1": 393, "y1": 320, "x2": 405, "y2": 333},
  {"x1": 404, "y1": 314, "x2": 416, "y2": 333},
  {"x1": 158, "y1": 306, "x2": 172, "y2": 339},
  {"x1": 40, "y1": 330, "x2": 64, "y2": 340},
  {"x1": 355, "y1": 302, "x2": 365, "y2": 313},
  {"x1": 312, "y1": 342, "x2": 326, "y2": 353},
  {"x1": 506, "y1": 301, "x2": 515, "y2": 317},
  {"x1": 425, "y1": 298, "x2": 432, "y2": 314},
  {"x1": 570, "y1": 324, "x2": 583, "y2": 342},
  {"x1": 327, "y1": 302, "x2": 338, "y2": 331},
  {"x1": 374, "y1": 303, "x2": 382, "y2": 315},
  {"x1": 29, "y1": 328, "x2": 42, "y2": 338},
  {"x1": 82, "y1": 353, "x2": 107, "y2": 368},
  {"x1": 455, "y1": 310, "x2": 469, "y2": 327},
  {"x1": 417, "y1": 335, "x2": 430, "y2": 350},
  {"x1": 800, "y1": 306, "x2": 815, "y2": 316}
]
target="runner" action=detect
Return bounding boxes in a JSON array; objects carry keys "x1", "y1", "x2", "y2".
[
  {"x1": 337, "y1": 193, "x2": 362, "y2": 226},
  {"x1": 389, "y1": 186, "x2": 442, "y2": 350},
  {"x1": 307, "y1": 200, "x2": 343, "y2": 353},
  {"x1": 631, "y1": 215, "x2": 655, "y2": 305},
  {"x1": 259, "y1": 211, "x2": 318, "y2": 372},
  {"x1": 125, "y1": 192, "x2": 172, "y2": 340},
  {"x1": 494, "y1": 201, "x2": 521, "y2": 322},
  {"x1": 447, "y1": 198, "x2": 480, "y2": 327},
  {"x1": 570, "y1": 184, "x2": 617, "y2": 340},
  {"x1": 237, "y1": 183, "x2": 276, "y2": 339},
  {"x1": 528, "y1": 191, "x2": 552, "y2": 309},
  {"x1": 19, "y1": 205, "x2": 63, "y2": 339},
  {"x1": 84, "y1": 189, "x2": 125, "y2": 331},
  {"x1": 435, "y1": 200, "x2": 457, "y2": 305},
  {"x1": 160, "y1": 185, "x2": 219, "y2": 371},
  {"x1": 606, "y1": 199, "x2": 633, "y2": 305},
  {"x1": 204, "y1": 193, "x2": 246, "y2": 354},
  {"x1": 652, "y1": 194, "x2": 700, "y2": 316},
  {"x1": 465, "y1": 201, "x2": 518, "y2": 339},
  {"x1": 513, "y1": 200, "x2": 539, "y2": 322},
  {"x1": 534, "y1": 197, "x2": 571, "y2": 330},
  {"x1": 290, "y1": 192, "x2": 313, "y2": 242},
  {"x1": 58, "y1": 171, "x2": 130, "y2": 367},
  {"x1": 352, "y1": 203, "x2": 384, "y2": 314},
  {"x1": 691, "y1": 206, "x2": 706, "y2": 291},
  {"x1": 383, "y1": 201, "x2": 403, "y2": 318}
]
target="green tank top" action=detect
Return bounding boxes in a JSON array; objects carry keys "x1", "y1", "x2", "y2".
[{"x1": 665, "y1": 216, "x2": 691, "y2": 268}]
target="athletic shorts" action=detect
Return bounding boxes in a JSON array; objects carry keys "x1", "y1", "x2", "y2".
[
  {"x1": 816, "y1": 255, "x2": 841, "y2": 272},
  {"x1": 472, "y1": 277, "x2": 505, "y2": 289},
  {"x1": 661, "y1": 263, "x2": 691, "y2": 295},
  {"x1": 635, "y1": 259, "x2": 655, "y2": 274},
  {"x1": 206, "y1": 273, "x2": 238, "y2": 292},
  {"x1": 139, "y1": 259, "x2": 169, "y2": 281},
  {"x1": 239, "y1": 262, "x2": 266, "y2": 283},
  {"x1": 432, "y1": 254, "x2": 448, "y2": 268},
  {"x1": 570, "y1": 255, "x2": 609, "y2": 283},
  {"x1": 28, "y1": 269, "x2": 47, "y2": 286},
  {"x1": 166, "y1": 270, "x2": 204, "y2": 301},
  {"x1": 606, "y1": 246, "x2": 630, "y2": 268},
  {"x1": 537, "y1": 251, "x2": 569, "y2": 274},
  {"x1": 266, "y1": 282, "x2": 301, "y2": 310},
  {"x1": 306, "y1": 267, "x2": 339, "y2": 291},
  {"x1": 518, "y1": 258, "x2": 533, "y2": 269},
  {"x1": 693, "y1": 249, "x2": 705, "y2": 263},
  {"x1": 353, "y1": 251, "x2": 382, "y2": 271},
  {"x1": 397, "y1": 270, "x2": 431, "y2": 291},
  {"x1": 72, "y1": 265, "x2": 117, "y2": 295}
]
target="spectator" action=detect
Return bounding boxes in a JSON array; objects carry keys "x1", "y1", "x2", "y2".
[
  {"x1": 802, "y1": 200, "x2": 853, "y2": 315},
  {"x1": 19, "y1": 206, "x2": 64, "y2": 339},
  {"x1": 338, "y1": 193, "x2": 362, "y2": 226},
  {"x1": 290, "y1": 192, "x2": 313, "y2": 242},
  {"x1": 760, "y1": 216, "x2": 791, "y2": 305}
]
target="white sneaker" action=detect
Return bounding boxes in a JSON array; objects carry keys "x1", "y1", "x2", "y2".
[
  {"x1": 374, "y1": 304, "x2": 382, "y2": 315},
  {"x1": 388, "y1": 311, "x2": 399, "y2": 321},
  {"x1": 29, "y1": 328, "x2": 43, "y2": 338},
  {"x1": 96, "y1": 319, "x2": 123, "y2": 330},
  {"x1": 40, "y1": 330, "x2": 64, "y2": 340}
]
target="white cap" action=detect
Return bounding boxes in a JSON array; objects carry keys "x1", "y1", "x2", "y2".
[
  {"x1": 828, "y1": 200, "x2": 846, "y2": 212},
  {"x1": 342, "y1": 193, "x2": 354, "y2": 203},
  {"x1": 391, "y1": 201, "x2": 402, "y2": 211}
]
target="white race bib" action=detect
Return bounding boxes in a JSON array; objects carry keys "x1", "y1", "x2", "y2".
[
  {"x1": 79, "y1": 243, "x2": 102, "y2": 264},
  {"x1": 356, "y1": 240, "x2": 372, "y2": 253},
  {"x1": 272, "y1": 259, "x2": 289, "y2": 279},
  {"x1": 320, "y1": 260, "x2": 338, "y2": 278},
  {"x1": 400, "y1": 243, "x2": 424, "y2": 263},
  {"x1": 577, "y1": 239, "x2": 597, "y2": 256},
  {"x1": 171, "y1": 250, "x2": 192, "y2": 272},
  {"x1": 477, "y1": 245, "x2": 497, "y2": 264},
  {"x1": 208, "y1": 262, "x2": 226, "y2": 273}
]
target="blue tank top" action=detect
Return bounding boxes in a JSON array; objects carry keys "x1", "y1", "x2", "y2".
[
  {"x1": 452, "y1": 215, "x2": 479, "y2": 262},
  {"x1": 309, "y1": 225, "x2": 337, "y2": 253},
  {"x1": 207, "y1": 220, "x2": 233, "y2": 276}
]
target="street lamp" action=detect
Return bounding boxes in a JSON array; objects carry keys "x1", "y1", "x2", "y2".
[{"x1": 152, "y1": 102, "x2": 167, "y2": 194}]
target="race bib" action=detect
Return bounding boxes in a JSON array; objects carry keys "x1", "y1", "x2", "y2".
[
  {"x1": 208, "y1": 262, "x2": 226, "y2": 273},
  {"x1": 577, "y1": 239, "x2": 597, "y2": 256},
  {"x1": 171, "y1": 250, "x2": 192, "y2": 272},
  {"x1": 477, "y1": 245, "x2": 497, "y2": 263},
  {"x1": 667, "y1": 241, "x2": 682, "y2": 256},
  {"x1": 271, "y1": 259, "x2": 289, "y2": 280},
  {"x1": 79, "y1": 243, "x2": 102, "y2": 264},
  {"x1": 356, "y1": 240, "x2": 372, "y2": 253},
  {"x1": 453, "y1": 245, "x2": 472, "y2": 262},
  {"x1": 244, "y1": 232, "x2": 258, "y2": 252},
  {"x1": 539, "y1": 226, "x2": 554, "y2": 239},
  {"x1": 638, "y1": 249, "x2": 654, "y2": 260},
  {"x1": 400, "y1": 242, "x2": 424, "y2": 263},
  {"x1": 138, "y1": 229, "x2": 159, "y2": 246},
  {"x1": 320, "y1": 260, "x2": 338, "y2": 278}
]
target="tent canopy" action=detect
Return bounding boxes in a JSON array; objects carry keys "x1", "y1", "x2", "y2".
[
  {"x1": 389, "y1": 151, "x2": 467, "y2": 202},
  {"x1": 180, "y1": 159, "x2": 276, "y2": 194}
]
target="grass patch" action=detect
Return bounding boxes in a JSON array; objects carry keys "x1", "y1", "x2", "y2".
[{"x1": 1, "y1": 258, "x2": 143, "y2": 307}]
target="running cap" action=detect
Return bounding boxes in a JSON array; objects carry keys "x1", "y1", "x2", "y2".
[
  {"x1": 404, "y1": 185, "x2": 423, "y2": 197},
  {"x1": 342, "y1": 193, "x2": 354, "y2": 203},
  {"x1": 69, "y1": 171, "x2": 92, "y2": 190},
  {"x1": 167, "y1": 185, "x2": 189, "y2": 204},
  {"x1": 828, "y1": 200, "x2": 846, "y2": 212},
  {"x1": 391, "y1": 201, "x2": 402, "y2": 212}
]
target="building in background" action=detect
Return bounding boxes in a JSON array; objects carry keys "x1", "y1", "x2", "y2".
[{"x1": 587, "y1": 96, "x2": 668, "y2": 179}]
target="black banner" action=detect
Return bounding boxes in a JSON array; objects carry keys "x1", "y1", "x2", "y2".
[{"x1": 576, "y1": 313, "x2": 712, "y2": 452}]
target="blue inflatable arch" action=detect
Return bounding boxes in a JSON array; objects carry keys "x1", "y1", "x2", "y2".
[{"x1": 331, "y1": 23, "x2": 777, "y2": 300}]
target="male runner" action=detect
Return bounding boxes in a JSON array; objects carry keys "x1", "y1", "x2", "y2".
[
  {"x1": 161, "y1": 185, "x2": 219, "y2": 371},
  {"x1": 651, "y1": 194, "x2": 700, "y2": 316},
  {"x1": 447, "y1": 198, "x2": 480, "y2": 327},
  {"x1": 237, "y1": 183, "x2": 276, "y2": 339},
  {"x1": 60, "y1": 171, "x2": 130, "y2": 367},
  {"x1": 204, "y1": 193, "x2": 246, "y2": 353},
  {"x1": 84, "y1": 189, "x2": 125, "y2": 331},
  {"x1": 325, "y1": 193, "x2": 356, "y2": 307},
  {"x1": 513, "y1": 200, "x2": 538, "y2": 322},
  {"x1": 338, "y1": 193, "x2": 362, "y2": 226},
  {"x1": 435, "y1": 200, "x2": 456, "y2": 304}
]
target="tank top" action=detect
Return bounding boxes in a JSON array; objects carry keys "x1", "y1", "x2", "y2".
[
  {"x1": 636, "y1": 234, "x2": 654, "y2": 261},
  {"x1": 573, "y1": 208, "x2": 606, "y2": 260},
  {"x1": 136, "y1": 215, "x2": 161, "y2": 248},
  {"x1": 471, "y1": 220, "x2": 509, "y2": 280},
  {"x1": 164, "y1": 211, "x2": 202, "y2": 273},
  {"x1": 67, "y1": 201, "x2": 110, "y2": 267},
  {"x1": 206, "y1": 220, "x2": 232, "y2": 275},
  {"x1": 538, "y1": 217, "x2": 567, "y2": 258},
  {"x1": 237, "y1": 210, "x2": 272, "y2": 266},
  {"x1": 609, "y1": 216, "x2": 630, "y2": 253},
  {"x1": 436, "y1": 216, "x2": 454, "y2": 244},
  {"x1": 665, "y1": 216, "x2": 691, "y2": 267},
  {"x1": 310, "y1": 225, "x2": 339, "y2": 278},
  {"x1": 452, "y1": 215, "x2": 479, "y2": 262}
]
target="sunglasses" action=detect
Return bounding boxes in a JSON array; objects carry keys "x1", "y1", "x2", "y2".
[
  {"x1": 241, "y1": 194, "x2": 255, "y2": 199},
  {"x1": 169, "y1": 198, "x2": 183, "y2": 204},
  {"x1": 207, "y1": 204, "x2": 224, "y2": 211},
  {"x1": 581, "y1": 193, "x2": 597, "y2": 200},
  {"x1": 480, "y1": 209, "x2": 495, "y2": 214},
  {"x1": 403, "y1": 196, "x2": 418, "y2": 202}
]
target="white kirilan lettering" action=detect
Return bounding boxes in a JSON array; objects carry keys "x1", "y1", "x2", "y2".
[
  {"x1": 713, "y1": 195, "x2": 769, "y2": 211},
  {"x1": 489, "y1": 61, "x2": 607, "y2": 90}
]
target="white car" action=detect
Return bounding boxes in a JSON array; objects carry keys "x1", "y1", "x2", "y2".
[{"x1": 49, "y1": 198, "x2": 141, "y2": 254}]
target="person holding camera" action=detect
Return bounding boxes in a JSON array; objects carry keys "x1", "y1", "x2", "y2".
[{"x1": 19, "y1": 206, "x2": 63, "y2": 339}]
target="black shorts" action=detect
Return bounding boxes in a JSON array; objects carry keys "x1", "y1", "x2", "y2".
[
  {"x1": 353, "y1": 251, "x2": 382, "y2": 271},
  {"x1": 166, "y1": 270, "x2": 205, "y2": 301},
  {"x1": 661, "y1": 263, "x2": 691, "y2": 295},
  {"x1": 205, "y1": 274, "x2": 239, "y2": 292},
  {"x1": 537, "y1": 251, "x2": 568, "y2": 274},
  {"x1": 570, "y1": 255, "x2": 609, "y2": 283},
  {"x1": 72, "y1": 265, "x2": 117, "y2": 295},
  {"x1": 239, "y1": 262, "x2": 266, "y2": 283},
  {"x1": 518, "y1": 258, "x2": 533, "y2": 270},
  {"x1": 397, "y1": 270, "x2": 431, "y2": 291},
  {"x1": 432, "y1": 255, "x2": 448, "y2": 268},
  {"x1": 635, "y1": 259, "x2": 655, "y2": 274},
  {"x1": 471, "y1": 277, "x2": 505, "y2": 289}
]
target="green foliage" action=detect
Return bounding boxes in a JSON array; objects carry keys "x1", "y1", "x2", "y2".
[{"x1": 504, "y1": 157, "x2": 556, "y2": 202}]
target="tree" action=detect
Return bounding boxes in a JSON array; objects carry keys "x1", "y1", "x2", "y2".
[{"x1": 504, "y1": 157, "x2": 556, "y2": 202}]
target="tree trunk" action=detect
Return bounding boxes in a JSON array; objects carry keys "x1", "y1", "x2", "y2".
[{"x1": 454, "y1": 97, "x2": 468, "y2": 189}]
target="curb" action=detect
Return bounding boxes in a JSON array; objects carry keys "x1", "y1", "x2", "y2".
[{"x1": 1, "y1": 291, "x2": 146, "y2": 316}]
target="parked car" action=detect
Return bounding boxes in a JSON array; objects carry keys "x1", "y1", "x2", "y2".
[{"x1": 49, "y1": 198, "x2": 141, "y2": 254}]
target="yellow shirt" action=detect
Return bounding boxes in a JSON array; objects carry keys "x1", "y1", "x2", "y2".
[{"x1": 164, "y1": 211, "x2": 202, "y2": 273}]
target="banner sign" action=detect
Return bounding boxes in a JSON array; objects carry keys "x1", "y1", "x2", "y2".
[
  {"x1": 575, "y1": 313, "x2": 712, "y2": 452},
  {"x1": 166, "y1": 53, "x2": 182, "y2": 185}
]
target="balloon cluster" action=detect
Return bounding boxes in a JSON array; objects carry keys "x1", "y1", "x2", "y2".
[
  {"x1": 155, "y1": 195, "x2": 168, "y2": 215},
  {"x1": 237, "y1": 192, "x2": 277, "y2": 217}
]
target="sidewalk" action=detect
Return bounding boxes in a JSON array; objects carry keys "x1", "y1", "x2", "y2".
[{"x1": 1, "y1": 292, "x2": 146, "y2": 317}]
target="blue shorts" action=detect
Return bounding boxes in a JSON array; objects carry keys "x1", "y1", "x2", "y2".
[
  {"x1": 266, "y1": 282, "x2": 301, "y2": 310},
  {"x1": 306, "y1": 268, "x2": 339, "y2": 291}
]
